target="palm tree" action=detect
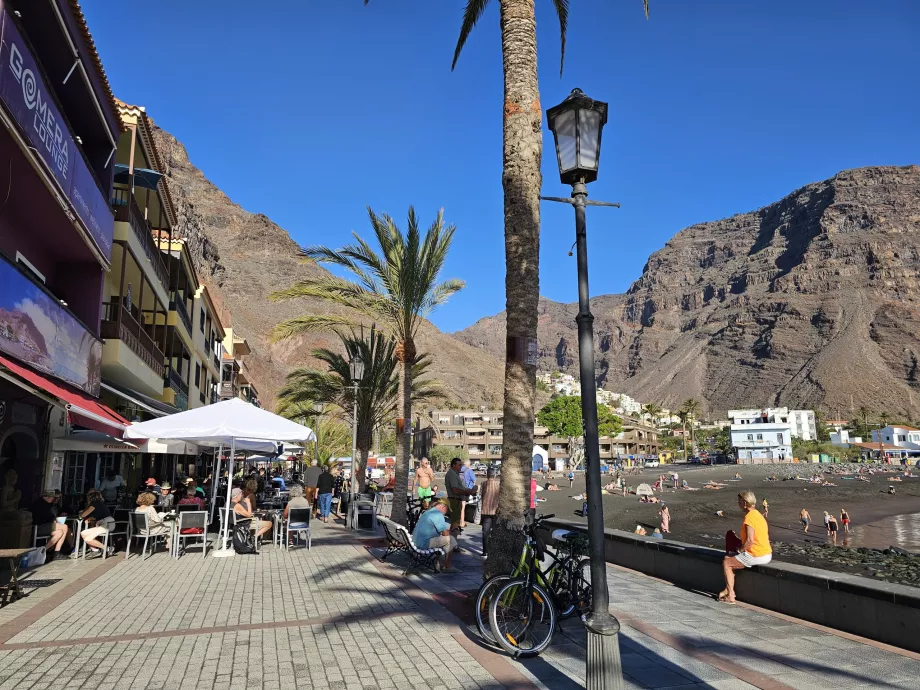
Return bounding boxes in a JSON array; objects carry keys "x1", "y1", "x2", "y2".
[
  {"x1": 680, "y1": 398, "x2": 701, "y2": 457},
  {"x1": 271, "y1": 208, "x2": 460, "y2": 523},
  {"x1": 856, "y1": 405, "x2": 871, "y2": 438},
  {"x1": 642, "y1": 403, "x2": 662, "y2": 426},
  {"x1": 677, "y1": 408, "x2": 689, "y2": 462},
  {"x1": 365, "y1": 0, "x2": 649, "y2": 570}
]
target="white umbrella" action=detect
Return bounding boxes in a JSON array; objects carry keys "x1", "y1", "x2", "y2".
[{"x1": 126, "y1": 399, "x2": 313, "y2": 556}]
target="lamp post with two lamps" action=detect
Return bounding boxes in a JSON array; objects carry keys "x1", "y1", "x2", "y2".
[
  {"x1": 346, "y1": 350, "x2": 365, "y2": 529},
  {"x1": 544, "y1": 88, "x2": 624, "y2": 689}
]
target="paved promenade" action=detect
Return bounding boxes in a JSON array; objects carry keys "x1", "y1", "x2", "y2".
[{"x1": 0, "y1": 519, "x2": 917, "y2": 690}]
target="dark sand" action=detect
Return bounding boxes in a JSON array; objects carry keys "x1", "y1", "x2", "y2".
[{"x1": 531, "y1": 464, "x2": 920, "y2": 552}]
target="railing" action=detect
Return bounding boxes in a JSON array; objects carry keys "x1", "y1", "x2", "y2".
[
  {"x1": 112, "y1": 189, "x2": 169, "y2": 292},
  {"x1": 213, "y1": 351, "x2": 220, "y2": 370},
  {"x1": 211, "y1": 390, "x2": 219, "y2": 405},
  {"x1": 166, "y1": 367, "x2": 189, "y2": 396},
  {"x1": 219, "y1": 381, "x2": 239, "y2": 399},
  {"x1": 101, "y1": 300, "x2": 166, "y2": 378},
  {"x1": 170, "y1": 295, "x2": 193, "y2": 335}
]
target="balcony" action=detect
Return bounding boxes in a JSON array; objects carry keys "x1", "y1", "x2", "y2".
[
  {"x1": 211, "y1": 389, "x2": 219, "y2": 405},
  {"x1": 166, "y1": 367, "x2": 189, "y2": 397},
  {"x1": 170, "y1": 296, "x2": 193, "y2": 335},
  {"x1": 112, "y1": 189, "x2": 169, "y2": 292},
  {"x1": 212, "y1": 351, "x2": 220, "y2": 370},
  {"x1": 101, "y1": 300, "x2": 165, "y2": 379},
  {"x1": 220, "y1": 381, "x2": 239, "y2": 399}
]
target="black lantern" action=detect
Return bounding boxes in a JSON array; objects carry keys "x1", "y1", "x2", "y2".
[
  {"x1": 349, "y1": 351, "x2": 365, "y2": 384},
  {"x1": 546, "y1": 88, "x2": 608, "y2": 185}
]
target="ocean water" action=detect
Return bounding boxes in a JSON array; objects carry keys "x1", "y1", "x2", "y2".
[{"x1": 843, "y1": 512, "x2": 920, "y2": 552}]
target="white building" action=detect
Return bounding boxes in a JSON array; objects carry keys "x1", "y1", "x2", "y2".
[
  {"x1": 870, "y1": 425, "x2": 920, "y2": 452},
  {"x1": 728, "y1": 407, "x2": 816, "y2": 440},
  {"x1": 728, "y1": 409, "x2": 793, "y2": 462},
  {"x1": 609, "y1": 393, "x2": 643, "y2": 416}
]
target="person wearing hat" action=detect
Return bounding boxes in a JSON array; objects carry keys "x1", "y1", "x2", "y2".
[
  {"x1": 158, "y1": 483, "x2": 175, "y2": 511},
  {"x1": 413, "y1": 498, "x2": 459, "y2": 573}
]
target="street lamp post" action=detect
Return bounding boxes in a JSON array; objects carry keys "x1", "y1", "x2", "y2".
[
  {"x1": 312, "y1": 402, "x2": 323, "y2": 470},
  {"x1": 346, "y1": 350, "x2": 365, "y2": 529},
  {"x1": 545, "y1": 88, "x2": 623, "y2": 690}
]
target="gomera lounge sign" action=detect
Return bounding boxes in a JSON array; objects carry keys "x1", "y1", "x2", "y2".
[{"x1": 0, "y1": 6, "x2": 113, "y2": 260}]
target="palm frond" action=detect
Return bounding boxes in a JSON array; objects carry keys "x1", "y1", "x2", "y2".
[
  {"x1": 552, "y1": 0, "x2": 569, "y2": 76},
  {"x1": 269, "y1": 315, "x2": 356, "y2": 343},
  {"x1": 452, "y1": 0, "x2": 491, "y2": 71}
]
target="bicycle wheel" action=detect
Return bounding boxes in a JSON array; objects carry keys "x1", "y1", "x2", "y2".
[
  {"x1": 475, "y1": 575, "x2": 511, "y2": 646},
  {"x1": 573, "y1": 557, "x2": 593, "y2": 614},
  {"x1": 489, "y1": 579, "x2": 556, "y2": 657}
]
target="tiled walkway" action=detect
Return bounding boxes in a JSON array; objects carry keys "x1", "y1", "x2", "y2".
[{"x1": 0, "y1": 519, "x2": 917, "y2": 689}]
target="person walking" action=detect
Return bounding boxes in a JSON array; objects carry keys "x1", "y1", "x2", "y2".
[
  {"x1": 459, "y1": 460, "x2": 477, "y2": 528},
  {"x1": 718, "y1": 491, "x2": 772, "y2": 603},
  {"x1": 568, "y1": 471, "x2": 575, "y2": 489},
  {"x1": 413, "y1": 457, "x2": 435, "y2": 508},
  {"x1": 479, "y1": 467, "x2": 500, "y2": 558},
  {"x1": 444, "y1": 458, "x2": 477, "y2": 532},
  {"x1": 840, "y1": 508, "x2": 851, "y2": 533},
  {"x1": 303, "y1": 460, "x2": 322, "y2": 516},
  {"x1": 823, "y1": 511, "x2": 831, "y2": 535},
  {"x1": 659, "y1": 504, "x2": 671, "y2": 534},
  {"x1": 316, "y1": 466, "x2": 335, "y2": 522},
  {"x1": 827, "y1": 514, "x2": 839, "y2": 545},
  {"x1": 761, "y1": 497, "x2": 769, "y2": 518},
  {"x1": 800, "y1": 508, "x2": 811, "y2": 533}
]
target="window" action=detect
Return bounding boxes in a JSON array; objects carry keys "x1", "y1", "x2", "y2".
[
  {"x1": 747, "y1": 434, "x2": 754, "y2": 441},
  {"x1": 756, "y1": 434, "x2": 763, "y2": 441},
  {"x1": 777, "y1": 433, "x2": 784, "y2": 443},
  {"x1": 199, "y1": 309, "x2": 205, "y2": 333},
  {"x1": 899, "y1": 434, "x2": 907, "y2": 442},
  {"x1": 195, "y1": 363, "x2": 201, "y2": 387}
]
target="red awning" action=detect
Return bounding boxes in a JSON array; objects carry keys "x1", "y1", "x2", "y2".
[{"x1": 0, "y1": 354, "x2": 129, "y2": 438}]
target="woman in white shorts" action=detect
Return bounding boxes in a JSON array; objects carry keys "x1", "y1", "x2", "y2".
[
  {"x1": 79, "y1": 489, "x2": 116, "y2": 558},
  {"x1": 719, "y1": 490, "x2": 772, "y2": 603}
]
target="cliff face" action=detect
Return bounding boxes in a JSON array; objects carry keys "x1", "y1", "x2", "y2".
[
  {"x1": 150, "y1": 125, "x2": 504, "y2": 409},
  {"x1": 455, "y1": 165, "x2": 920, "y2": 417}
]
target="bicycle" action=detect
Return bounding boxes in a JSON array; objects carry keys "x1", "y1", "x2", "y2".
[{"x1": 474, "y1": 514, "x2": 592, "y2": 652}]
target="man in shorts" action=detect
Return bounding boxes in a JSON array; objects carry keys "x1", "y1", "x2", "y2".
[
  {"x1": 413, "y1": 499, "x2": 459, "y2": 572},
  {"x1": 444, "y1": 457, "x2": 478, "y2": 531},
  {"x1": 413, "y1": 457, "x2": 435, "y2": 508}
]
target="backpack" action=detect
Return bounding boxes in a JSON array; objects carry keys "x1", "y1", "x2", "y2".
[{"x1": 232, "y1": 520, "x2": 257, "y2": 554}]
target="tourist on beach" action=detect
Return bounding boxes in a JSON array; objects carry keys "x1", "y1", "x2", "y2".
[
  {"x1": 827, "y1": 514, "x2": 839, "y2": 544},
  {"x1": 568, "y1": 471, "x2": 575, "y2": 488},
  {"x1": 718, "y1": 491, "x2": 772, "y2": 604},
  {"x1": 800, "y1": 508, "x2": 811, "y2": 533},
  {"x1": 761, "y1": 497, "x2": 769, "y2": 518},
  {"x1": 413, "y1": 498, "x2": 459, "y2": 573},
  {"x1": 659, "y1": 504, "x2": 670, "y2": 534},
  {"x1": 823, "y1": 511, "x2": 831, "y2": 534},
  {"x1": 840, "y1": 508, "x2": 851, "y2": 533}
]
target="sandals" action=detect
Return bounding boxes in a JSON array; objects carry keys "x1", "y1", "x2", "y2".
[{"x1": 717, "y1": 589, "x2": 736, "y2": 603}]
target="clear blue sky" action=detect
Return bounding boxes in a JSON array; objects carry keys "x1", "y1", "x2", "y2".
[{"x1": 84, "y1": 1, "x2": 919, "y2": 333}]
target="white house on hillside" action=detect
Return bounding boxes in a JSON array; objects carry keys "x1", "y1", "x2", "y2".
[{"x1": 728, "y1": 409, "x2": 793, "y2": 462}]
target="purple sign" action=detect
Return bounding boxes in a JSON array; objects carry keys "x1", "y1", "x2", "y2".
[
  {"x1": 0, "y1": 8, "x2": 113, "y2": 261},
  {"x1": 0, "y1": 254, "x2": 102, "y2": 396}
]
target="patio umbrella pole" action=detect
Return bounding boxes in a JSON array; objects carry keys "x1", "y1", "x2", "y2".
[
  {"x1": 210, "y1": 443, "x2": 222, "y2": 526},
  {"x1": 213, "y1": 437, "x2": 237, "y2": 557}
]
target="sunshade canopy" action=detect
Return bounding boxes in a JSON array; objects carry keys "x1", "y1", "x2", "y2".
[
  {"x1": 125, "y1": 398, "x2": 314, "y2": 446},
  {"x1": 113, "y1": 164, "x2": 163, "y2": 190}
]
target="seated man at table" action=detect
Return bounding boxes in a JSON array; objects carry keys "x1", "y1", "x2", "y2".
[
  {"x1": 413, "y1": 498, "x2": 459, "y2": 573},
  {"x1": 157, "y1": 483, "x2": 175, "y2": 510},
  {"x1": 178, "y1": 486, "x2": 205, "y2": 509},
  {"x1": 135, "y1": 492, "x2": 171, "y2": 551},
  {"x1": 235, "y1": 480, "x2": 272, "y2": 541},
  {"x1": 283, "y1": 485, "x2": 311, "y2": 540},
  {"x1": 28, "y1": 491, "x2": 69, "y2": 560}
]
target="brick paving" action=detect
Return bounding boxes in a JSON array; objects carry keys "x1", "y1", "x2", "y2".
[{"x1": 0, "y1": 519, "x2": 918, "y2": 690}]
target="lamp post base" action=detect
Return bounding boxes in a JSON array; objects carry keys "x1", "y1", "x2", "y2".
[{"x1": 585, "y1": 612, "x2": 624, "y2": 690}]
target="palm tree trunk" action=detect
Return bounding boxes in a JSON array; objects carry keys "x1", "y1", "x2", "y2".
[
  {"x1": 392, "y1": 341, "x2": 414, "y2": 527},
  {"x1": 486, "y1": 0, "x2": 542, "y2": 580},
  {"x1": 682, "y1": 422, "x2": 687, "y2": 462},
  {"x1": 357, "y1": 429, "x2": 372, "y2": 493}
]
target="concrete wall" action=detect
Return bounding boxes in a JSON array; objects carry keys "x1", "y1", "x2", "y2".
[{"x1": 541, "y1": 518, "x2": 920, "y2": 653}]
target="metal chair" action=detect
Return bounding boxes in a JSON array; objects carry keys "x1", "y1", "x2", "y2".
[
  {"x1": 31, "y1": 523, "x2": 52, "y2": 549},
  {"x1": 177, "y1": 503, "x2": 202, "y2": 514},
  {"x1": 125, "y1": 512, "x2": 167, "y2": 560},
  {"x1": 280, "y1": 508, "x2": 312, "y2": 550},
  {"x1": 174, "y1": 511, "x2": 209, "y2": 558}
]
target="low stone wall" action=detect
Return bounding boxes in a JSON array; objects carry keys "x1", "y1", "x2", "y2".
[{"x1": 541, "y1": 518, "x2": 920, "y2": 653}]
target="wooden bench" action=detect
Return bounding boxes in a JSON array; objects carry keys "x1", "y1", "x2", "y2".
[{"x1": 377, "y1": 516, "x2": 443, "y2": 573}]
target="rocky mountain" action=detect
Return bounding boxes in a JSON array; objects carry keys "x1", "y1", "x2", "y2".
[
  {"x1": 455, "y1": 165, "x2": 920, "y2": 418},
  {"x1": 150, "y1": 125, "x2": 504, "y2": 410}
]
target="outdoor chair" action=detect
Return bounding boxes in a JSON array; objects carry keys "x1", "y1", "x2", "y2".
[
  {"x1": 31, "y1": 522, "x2": 52, "y2": 549},
  {"x1": 177, "y1": 503, "x2": 201, "y2": 514},
  {"x1": 79, "y1": 520, "x2": 119, "y2": 560},
  {"x1": 375, "y1": 492, "x2": 393, "y2": 519},
  {"x1": 279, "y1": 508, "x2": 312, "y2": 550},
  {"x1": 125, "y1": 512, "x2": 167, "y2": 560},
  {"x1": 174, "y1": 511, "x2": 209, "y2": 559}
]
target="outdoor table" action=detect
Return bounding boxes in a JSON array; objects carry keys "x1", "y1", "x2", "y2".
[
  {"x1": 64, "y1": 516, "x2": 84, "y2": 560},
  {"x1": 254, "y1": 510, "x2": 281, "y2": 547},
  {"x1": 0, "y1": 548, "x2": 32, "y2": 606},
  {"x1": 162, "y1": 513, "x2": 179, "y2": 557}
]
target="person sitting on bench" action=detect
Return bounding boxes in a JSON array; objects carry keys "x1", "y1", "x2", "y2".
[{"x1": 412, "y1": 498, "x2": 459, "y2": 573}]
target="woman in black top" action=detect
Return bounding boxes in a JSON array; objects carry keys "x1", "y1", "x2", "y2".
[{"x1": 79, "y1": 489, "x2": 115, "y2": 558}]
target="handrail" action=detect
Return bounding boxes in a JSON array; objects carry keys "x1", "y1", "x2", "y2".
[
  {"x1": 111, "y1": 189, "x2": 170, "y2": 292},
  {"x1": 170, "y1": 295, "x2": 193, "y2": 335},
  {"x1": 100, "y1": 300, "x2": 166, "y2": 378}
]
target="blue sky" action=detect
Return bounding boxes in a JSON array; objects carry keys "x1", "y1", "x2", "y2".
[{"x1": 84, "y1": 1, "x2": 919, "y2": 333}]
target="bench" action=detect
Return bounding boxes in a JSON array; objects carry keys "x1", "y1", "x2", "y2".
[{"x1": 377, "y1": 516, "x2": 443, "y2": 573}]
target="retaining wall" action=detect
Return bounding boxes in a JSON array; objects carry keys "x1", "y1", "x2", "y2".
[{"x1": 541, "y1": 518, "x2": 920, "y2": 653}]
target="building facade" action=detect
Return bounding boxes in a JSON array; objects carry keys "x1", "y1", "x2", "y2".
[{"x1": 728, "y1": 409, "x2": 793, "y2": 462}]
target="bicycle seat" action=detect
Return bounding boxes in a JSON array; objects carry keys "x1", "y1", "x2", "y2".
[{"x1": 551, "y1": 529, "x2": 572, "y2": 542}]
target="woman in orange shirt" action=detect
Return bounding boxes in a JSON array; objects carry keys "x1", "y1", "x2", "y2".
[{"x1": 719, "y1": 490, "x2": 772, "y2": 603}]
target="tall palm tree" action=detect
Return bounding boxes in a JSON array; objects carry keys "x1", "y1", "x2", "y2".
[
  {"x1": 680, "y1": 398, "x2": 700, "y2": 457},
  {"x1": 677, "y1": 408, "x2": 689, "y2": 462},
  {"x1": 365, "y1": 0, "x2": 649, "y2": 570},
  {"x1": 856, "y1": 405, "x2": 871, "y2": 438},
  {"x1": 272, "y1": 208, "x2": 459, "y2": 522},
  {"x1": 642, "y1": 403, "x2": 662, "y2": 426}
]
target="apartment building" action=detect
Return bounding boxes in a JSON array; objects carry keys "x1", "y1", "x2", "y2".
[
  {"x1": 0, "y1": 2, "x2": 129, "y2": 539},
  {"x1": 190, "y1": 286, "x2": 224, "y2": 408},
  {"x1": 415, "y1": 410, "x2": 659, "y2": 466},
  {"x1": 728, "y1": 408, "x2": 794, "y2": 462},
  {"x1": 220, "y1": 328, "x2": 261, "y2": 407}
]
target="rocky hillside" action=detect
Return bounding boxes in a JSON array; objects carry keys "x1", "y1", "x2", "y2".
[
  {"x1": 150, "y1": 125, "x2": 504, "y2": 410},
  {"x1": 455, "y1": 165, "x2": 920, "y2": 418}
]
